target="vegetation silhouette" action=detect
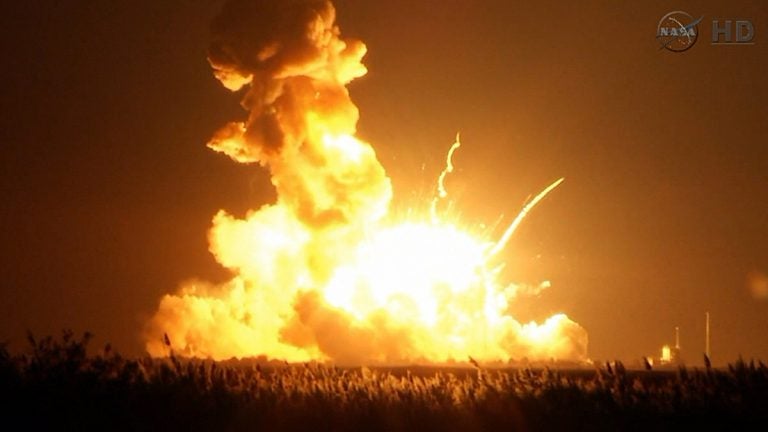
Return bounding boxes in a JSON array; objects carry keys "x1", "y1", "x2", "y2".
[{"x1": 1, "y1": 331, "x2": 766, "y2": 431}]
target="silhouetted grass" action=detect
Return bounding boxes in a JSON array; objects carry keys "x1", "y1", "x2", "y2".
[{"x1": 1, "y1": 331, "x2": 766, "y2": 431}]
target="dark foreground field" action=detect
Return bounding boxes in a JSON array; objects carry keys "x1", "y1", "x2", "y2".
[{"x1": 1, "y1": 333, "x2": 766, "y2": 431}]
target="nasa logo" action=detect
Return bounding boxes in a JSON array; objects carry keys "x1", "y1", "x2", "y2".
[{"x1": 656, "y1": 11, "x2": 703, "y2": 52}]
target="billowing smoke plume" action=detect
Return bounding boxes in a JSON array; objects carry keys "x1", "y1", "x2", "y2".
[
  {"x1": 206, "y1": 0, "x2": 390, "y2": 228},
  {"x1": 145, "y1": 0, "x2": 587, "y2": 364}
]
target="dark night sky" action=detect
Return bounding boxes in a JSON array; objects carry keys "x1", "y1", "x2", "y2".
[{"x1": 0, "y1": 0, "x2": 766, "y2": 364}]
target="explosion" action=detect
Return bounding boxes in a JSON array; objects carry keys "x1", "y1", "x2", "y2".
[{"x1": 145, "y1": 0, "x2": 587, "y2": 364}]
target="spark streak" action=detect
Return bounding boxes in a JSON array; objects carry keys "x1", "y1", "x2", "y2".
[
  {"x1": 489, "y1": 177, "x2": 565, "y2": 258},
  {"x1": 430, "y1": 133, "x2": 461, "y2": 222}
]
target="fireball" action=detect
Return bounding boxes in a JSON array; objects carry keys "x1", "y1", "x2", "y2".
[{"x1": 145, "y1": 0, "x2": 587, "y2": 364}]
